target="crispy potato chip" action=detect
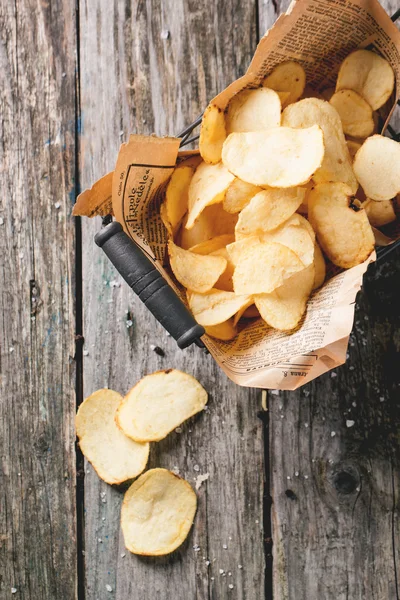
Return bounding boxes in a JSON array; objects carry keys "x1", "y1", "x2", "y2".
[
  {"x1": 242, "y1": 305, "x2": 260, "y2": 319},
  {"x1": 313, "y1": 243, "x2": 326, "y2": 289},
  {"x1": 233, "y1": 299, "x2": 255, "y2": 326},
  {"x1": 75, "y1": 389, "x2": 149, "y2": 485},
  {"x1": 222, "y1": 126, "x2": 324, "y2": 187},
  {"x1": 346, "y1": 139, "x2": 362, "y2": 161},
  {"x1": 235, "y1": 187, "x2": 306, "y2": 235},
  {"x1": 282, "y1": 98, "x2": 358, "y2": 193},
  {"x1": 277, "y1": 91, "x2": 291, "y2": 107},
  {"x1": 262, "y1": 61, "x2": 306, "y2": 107},
  {"x1": 189, "y1": 234, "x2": 235, "y2": 255},
  {"x1": 223, "y1": 178, "x2": 262, "y2": 214},
  {"x1": 168, "y1": 241, "x2": 227, "y2": 293},
  {"x1": 163, "y1": 165, "x2": 193, "y2": 234},
  {"x1": 254, "y1": 263, "x2": 314, "y2": 331},
  {"x1": 210, "y1": 248, "x2": 235, "y2": 291},
  {"x1": 160, "y1": 201, "x2": 173, "y2": 237},
  {"x1": 186, "y1": 161, "x2": 235, "y2": 229},
  {"x1": 205, "y1": 319, "x2": 237, "y2": 340},
  {"x1": 260, "y1": 214, "x2": 315, "y2": 267},
  {"x1": 178, "y1": 154, "x2": 203, "y2": 170},
  {"x1": 233, "y1": 242, "x2": 305, "y2": 295},
  {"x1": 226, "y1": 88, "x2": 281, "y2": 134},
  {"x1": 336, "y1": 49, "x2": 394, "y2": 110},
  {"x1": 179, "y1": 204, "x2": 237, "y2": 249},
  {"x1": 199, "y1": 103, "x2": 226, "y2": 164},
  {"x1": 116, "y1": 370, "x2": 207, "y2": 443},
  {"x1": 188, "y1": 289, "x2": 252, "y2": 326},
  {"x1": 363, "y1": 198, "x2": 396, "y2": 227},
  {"x1": 121, "y1": 468, "x2": 197, "y2": 556},
  {"x1": 308, "y1": 182, "x2": 374, "y2": 268},
  {"x1": 329, "y1": 90, "x2": 374, "y2": 138},
  {"x1": 226, "y1": 236, "x2": 260, "y2": 266},
  {"x1": 353, "y1": 135, "x2": 400, "y2": 201}
]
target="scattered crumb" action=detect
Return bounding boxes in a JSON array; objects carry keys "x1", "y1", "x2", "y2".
[
  {"x1": 304, "y1": 475, "x2": 309, "y2": 480},
  {"x1": 54, "y1": 202, "x2": 61, "y2": 209},
  {"x1": 346, "y1": 420, "x2": 355, "y2": 428},
  {"x1": 0, "y1": 217, "x2": 4, "y2": 225},
  {"x1": 238, "y1": 564, "x2": 243, "y2": 569},
  {"x1": 175, "y1": 427, "x2": 182, "y2": 434},
  {"x1": 219, "y1": 569, "x2": 225, "y2": 575},
  {"x1": 98, "y1": 538, "x2": 102, "y2": 543},
  {"x1": 270, "y1": 390, "x2": 280, "y2": 396},
  {"x1": 160, "y1": 29, "x2": 170, "y2": 39},
  {"x1": 331, "y1": 431, "x2": 336, "y2": 437},
  {"x1": 193, "y1": 544, "x2": 200, "y2": 552},
  {"x1": 193, "y1": 464, "x2": 200, "y2": 472},
  {"x1": 352, "y1": 402, "x2": 357, "y2": 407},
  {"x1": 126, "y1": 319, "x2": 133, "y2": 328},
  {"x1": 172, "y1": 466, "x2": 180, "y2": 475},
  {"x1": 11, "y1": 588, "x2": 17, "y2": 594},
  {"x1": 9, "y1": 347, "x2": 14, "y2": 353},
  {"x1": 229, "y1": 584, "x2": 234, "y2": 590},
  {"x1": 205, "y1": 560, "x2": 210, "y2": 566},
  {"x1": 102, "y1": 517, "x2": 106, "y2": 522},
  {"x1": 106, "y1": 584, "x2": 112, "y2": 592},
  {"x1": 287, "y1": 476, "x2": 291, "y2": 480},
  {"x1": 295, "y1": 471, "x2": 299, "y2": 477},
  {"x1": 379, "y1": 396, "x2": 385, "y2": 402},
  {"x1": 194, "y1": 473, "x2": 209, "y2": 490},
  {"x1": 121, "y1": 553, "x2": 126, "y2": 558},
  {"x1": 223, "y1": 544, "x2": 228, "y2": 549},
  {"x1": 83, "y1": 350, "x2": 89, "y2": 356},
  {"x1": 255, "y1": 519, "x2": 259, "y2": 524},
  {"x1": 331, "y1": 372, "x2": 337, "y2": 378},
  {"x1": 228, "y1": 572, "x2": 232, "y2": 576},
  {"x1": 304, "y1": 423, "x2": 309, "y2": 428}
]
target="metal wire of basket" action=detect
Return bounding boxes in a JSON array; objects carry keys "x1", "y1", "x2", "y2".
[{"x1": 177, "y1": 8, "x2": 400, "y2": 262}]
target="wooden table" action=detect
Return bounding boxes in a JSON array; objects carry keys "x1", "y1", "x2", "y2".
[{"x1": 1, "y1": 0, "x2": 400, "y2": 598}]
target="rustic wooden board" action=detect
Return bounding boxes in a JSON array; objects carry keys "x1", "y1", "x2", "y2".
[
  {"x1": 0, "y1": 1, "x2": 77, "y2": 598},
  {"x1": 258, "y1": 2, "x2": 400, "y2": 598},
  {"x1": 79, "y1": 1, "x2": 265, "y2": 599}
]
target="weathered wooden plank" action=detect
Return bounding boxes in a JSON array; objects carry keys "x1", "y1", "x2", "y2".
[
  {"x1": 79, "y1": 1, "x2": 264, "y2": 599},
  {"x1": 258, "y1": 2, "x2": 400, "y2": 598},
  {"x1": 0, "y1": 1, "x2": 77, "y2": 598}
]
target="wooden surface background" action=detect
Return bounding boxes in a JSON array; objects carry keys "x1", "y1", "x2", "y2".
[{"x1": 1, "y1": 0, "x2": 400, "y2": 599}]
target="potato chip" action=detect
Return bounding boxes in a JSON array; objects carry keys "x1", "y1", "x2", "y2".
[
  {"x1": 260, "y1": 214, "x2": 315, "y2": 267},
  {"x1": 329, "y1": 90, "x2": 374, "y2": 138},
  {"x1": 336, "y1": 49, "x2": 394, "y2": 110},
  {"x1": 346, "y1": 139, "x2": 362, "y2": 161},
  {"x1": 282, "y1": 98, "x2": 358, "y2": 193},
  {"x1": 210, "y1": 248, "x2": 235, "y2": 291},
  {"x1": 186, "y1": 161, "x2": 235, "y2": 229},
  {"x1": 199, "y1": 103, "x2": 226, "y2": 164},
  {"x1": 233, "y1": 241, "x2": 305, "y2": 295},
  {"x1": 179, "y1": 204, "x2": 237, "y2": 249},
  {"x1": 222, "y1": 126, "x2": 324, "y2": 187},
  {"x1": 223, "y1": 178, "x2": 262, "y2": 214},
  {"x1": 262, "y1": 61, "x2": 306, "y2": 107},
  {"x1": 188, "y1": 289, "x2": 252, "y2": 326},
  {"x1": 163, "y1": 165, "x2": 193, "y2": 234},
  {"x1": 225, "y1": 88, "x2": 281, "y2": 134},
  {"x1": 121, "y1": 468, "x2": 197, "y2": 556},
  {"x1": 116, "y1": 370, "x2": 207, "y2": 443},
  {"x1": 168, "y1": 241, "x2": 227, "y2": 293},
  {"x1": 160, "y1": 201, "x2": 173, "y2": 237},
  {"x1": 75, "y1": 389, "x2": 149, "y2": 485},
  {"x1": 189, "y1": 234, "x2": 235, "y2": 255},
  {"x1": 233, "y1": 298, "x2": 255, "y2": 326},
  {"x1": 308, "y1": 182, "x2": 374, "y2": 268},
  {"x1": 205, "y1": 319, "x2": 237, "y2": 340},
  {"x1": 226, "y1": 236, "x2": 260, "y2": 266},
  {"x1": 254, "y1": 263, "x2": 314, "y2": 331},
  {"x1": 313, "y1": 243, "x2": 326, "y2": 289},
  {"x1": 242, "y1": 305, "x2": 260, "y2": 319},
  {"x1": 363, "y1": 198, "x2": 396, "y2": 227},
  {"x1": 353, "y1": 135, "x2": 400, "y2": 201},
  {"x1": 235, "y1": 187, "x2": 306, "y2": 235},
  {"x1": 277, "y1": 91, "x2": 291, "y2": 107}
]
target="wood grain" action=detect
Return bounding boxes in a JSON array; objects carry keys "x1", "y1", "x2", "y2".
[
  {"x1": 79, "y1": 1, "x2": 264, "y2": 599},
  {"x1": 257, "y1": 2, "x2": 400, "y2": 599},
  {"x1": 0, "y1": 0, "x2": 77, "y2": 598}
]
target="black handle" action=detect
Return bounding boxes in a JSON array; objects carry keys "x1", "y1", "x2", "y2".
[{"x1": 95, "y1": 221, "x2": 205, "y2": 349}]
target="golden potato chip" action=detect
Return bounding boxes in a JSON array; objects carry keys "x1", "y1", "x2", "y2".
[
  {"x1": 233, "y1": 299, "x2": 255, "y2": 326},
  {"x1": 160, "y1": 201, "x2": 173, "y2": 237},
  {"x1": 262, "y1": 61, "x2": 306, "y2": 107},
  {"x1": 188, "y1": 289, "x2": 252, "y2": 326},
  {"x1": 282, "y1": 98, "x2": 358, "y2": 193},
  {"x1": 225, "y1": 88, "x2": 281, "y2": 134},
  {"x1": 199, "y1": 103, "x2": 226, "y2": 164},
  {"x1": 223, "y1": 178, "x2": 262, "y2": 214},
  {"x1": 189, "y1": 234, "x2": 235, "y2": 255},
  {"x1": 363, "y1": 198, "x2": 396, "y2": 227},
  {"x1": 235, "y1": 187, "x2": 306, "y2": 235},
  {"x1": 116, "y1": 370, "x2": 207, "y2": 443},
  {"x1": 313, "y1": 243, "x2": 326, "y2": 289},
  {"x1": 346, "y1": 139, "x2": 362, "y2": 161},
  {"x1": 233, "y1": 241, "x2": 305, "y2": 295},
  {"x1": 336, "y1": 49, "x2": 394, "y2": 110},
  {"x1": 222, "y1": 126, "x2": 324, "y2": 187},
  {"x1": 205, "y1": 319, "x2": 237, "y2": 340},
  {"x1": 210, "y1": 247, "x2": 235, "y2": 291},
  {"x1": 308, "y1": 182, "x2": 374, "y2": 268},
  {"x1": 168, "y1": 241, "x2": 227, "y2": 293},
  {"x1": 277, "y1": 91, "x2": 291, "y2": 107},
  {"x1": 226, "y1": 236, "x2": 260, "y2": 266},
  {"x1": 186, "y1": 161, "x2": 235, "y2": 229},
  {"x1": 163, "y1": 165, "x2": 193, "y2": 234},
  {"x1": 329, "y1": 89, "x2": 374, "y2": 138},
  {"x1": 242, "y1": 305, "x2": 260, "y2": 319},
  {"x1": 260, "y1": 214, "x2": 315, "y2": 267},
  {"x1": 121, "y1": 468, "x2": 197, "y2": 556},
  {"x1": 75, "y1": 389, "x2": 149, "y2": 485},
  {"x1": 353, "y1": 135, "x2": 400, "y2": 201},
  {"x1": 254, "y1": 263, "x2": 314, "y2": 331},
  {"x1": 179, "y1": 204, "x2": 237, "y2": 249}
]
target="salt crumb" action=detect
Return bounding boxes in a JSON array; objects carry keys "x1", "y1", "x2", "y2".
[
  {"x1": 193, "y1": 544, "x2": 200, "y2": 552},
  {"x1": 352, "y1": 402, "x2": 357, "y2": 407},
  {"x1": 0, "y1": 217, "x2": 4, "y2": 225},
  {"x1": 106, "y1": 584, "x2": 112, "y2": 592},
  {"x1": 331, "y1": 431, "x2": 336, "y2": 437},
  {"x1": 126, "y1": 319, "x2": 133, "y2": 328},
  {"x1": 270, "y1": 389, "x2": 280, "y2": 396},
  {"x1": 11, "y1": 588, "x2": 17, "y2": 594},
  {"x1": 238, "y1": 564, "x2": 243, "y2": 569},
  {"x1": 304, "y1": 423, "x2": 309, "y2": 428},
  {"x1": 205, "y1": 560, "x2": 210, "y2": 566},
  {"x1": 279, "y1": 404, "x2": 283, "y2": 410},
  {"x1": 280, "y1": 415, "x2": 284, "y2": 419},
  {"x1": 229, "y1": 536, "x2": 232, "y2": 540},
  {"x1": 379, "y1": 396, "x2": 385, "y2": 402},
  {"x1": 9, "y1": 347, "x2": 14, "y2": 353},
  {"x1": 101, "y1": 498, "x2": 107, "y2": 503},
  {"x1": 100, "y1": 491, "x2": 106, "y2": 498},
  {"x1": 160, "y1": 29, "x2": 170, "y2": 39},
  {"x1": 102, "y1": 517, "x2": 106, "y2": 522},
  {"x1": 303, "y1": 390, "x2": 310, "y2": 397},
  {"x1": 98, "y1": 538, "x2": 102, "y2": 543},
  {"x1": 121, "y1": 553, "x2": 126, "y2": 558},
  {"x1": 193, "y1": 464, "x2": 200, "y2": 472},
  {"x1": 175, "y1": 427, "x2": 182, "y2": 434},
  {"x1": 346, "y1": 420, "x2": 355, "y2": 428},
  {"x1": 219, "y1": 569, "x2": 225, "y2": 575},
  {"x1": 62, "y1": 72, "x2": 66, "y2": 77},
  {"x1": 18, "y1": 472, "x2": 21, "y2": 476},
  {"x1": 172, "y1": 466, "x2": 180, "y2": 475},
  {"x1": 54, "y1": 202, "x2": 61, "y2": 209},
  {"x1": 295, "y1": 471, "x2": 299, "y2": 477},
  {"x1": 229, "y1": 584, "x2": 234, "y2": 590},
  {"x1": 349, "y1": 366, "x2": 355, "y2": 370},
  {"x1": 287, "y1": 475, "x2": 291, "y2": 480},
  {"x1": 304, "y1": 475, "x2": 309, "y2": 480},
  {"x1": 223, "y1": 544, "x2": 228, "y2": 549},
  {"x1": 150, "y1": 344, "x2": 156, "y2": 351},
  {"x1": 228, "y1": 571, "x2": 232, "y2": 576},
  {"x1": 211, "y1": 577, "x2": 214, "y2": 581},
  {"x1": 119, "y1": 130, "x2": 124, "y2": 136},
  {"x1": 331, "y1": 372, "x2": 337, "y2": 378},
  {"x1": 83, "y1": 350, "x2": 89, "y2": 356},
  {"x1": 195, "y1": 473, "x2": 209, "y2": 490}
]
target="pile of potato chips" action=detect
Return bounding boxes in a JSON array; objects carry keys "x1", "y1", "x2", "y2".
[
  {"x1": 76, "y1": 370, "x2": 207, "y2": 555},
  {"x1": 162, "y1": 50, "x2": 399, "y2": 340}
]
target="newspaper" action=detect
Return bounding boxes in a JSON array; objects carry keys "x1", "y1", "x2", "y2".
[{"x1": 75, "y1": 0, "x2": 400, "y2": 390}]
